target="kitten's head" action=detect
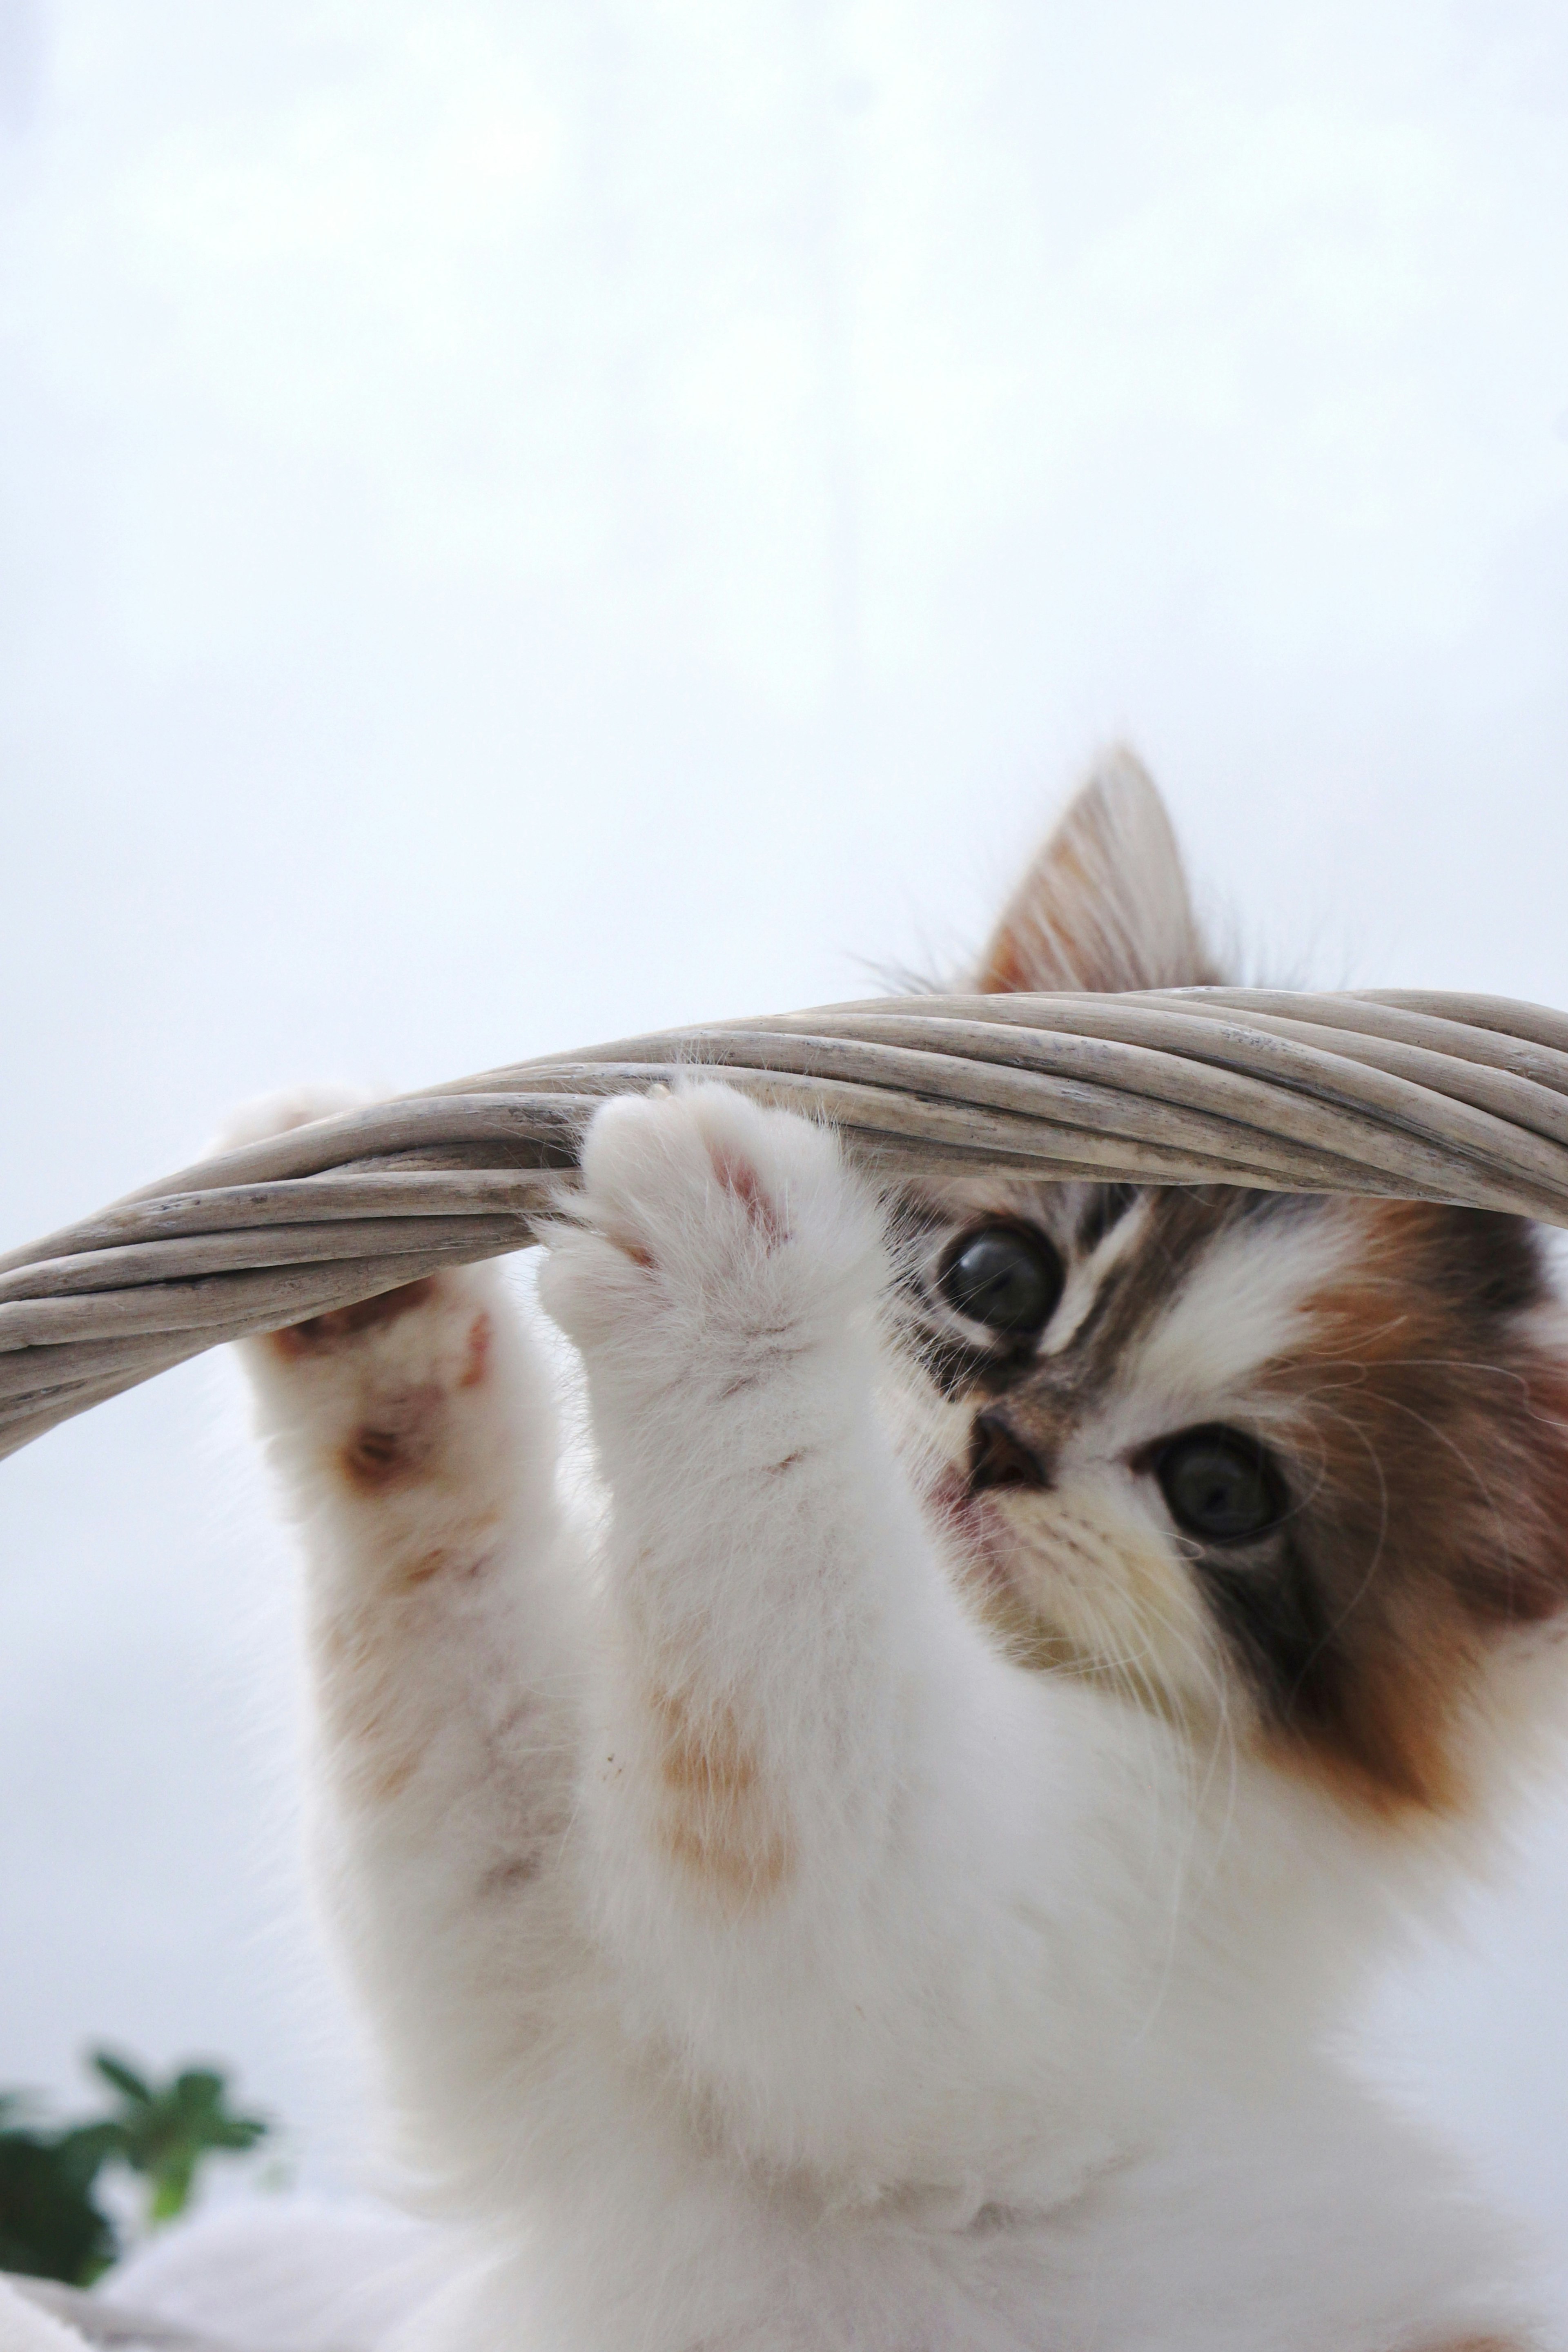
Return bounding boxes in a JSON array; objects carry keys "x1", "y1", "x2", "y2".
[{"x1": 902, "y1": 751, "x2": 1568, "y2": 1820}]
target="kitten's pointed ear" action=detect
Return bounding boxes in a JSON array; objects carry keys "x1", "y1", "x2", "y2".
[{"x1": 974, "y1": 748, "x2": 1218, "y2": 996}]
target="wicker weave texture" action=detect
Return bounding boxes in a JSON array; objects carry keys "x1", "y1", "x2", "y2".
[{"x1": 6, "y1": 986, "x2": 1568, "y2": 1463}]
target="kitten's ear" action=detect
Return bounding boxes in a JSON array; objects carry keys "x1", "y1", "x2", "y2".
[{"x1": 975, "y1": 748, "x2": 1218, "y2": 996}]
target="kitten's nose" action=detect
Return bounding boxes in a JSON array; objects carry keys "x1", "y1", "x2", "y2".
[{"x1": 968, "y1": 1410, "x2": 1051, "y2": 1494}]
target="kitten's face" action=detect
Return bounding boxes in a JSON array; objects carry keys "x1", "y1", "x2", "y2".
[{"x1": 900, "y1": 756, "x2": 1568, "y2": 1816}]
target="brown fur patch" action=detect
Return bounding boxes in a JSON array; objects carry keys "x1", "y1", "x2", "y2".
[
  {"x1": 662, "y1": 1815, "x2": 793, "y2": 1900},
  {"x1": 650, "y1": 1686, "x2": 793, "y2": 1901},
  {"x1": 337, "y1": 1383, "x2": 445, "y2": 1492},
  {"x1": 601, "y1": 1229, "x2": 654, "y2": 1268},
  {"x1": 396, "y1": 1541, "x2": 498, "y2": 1590},
  {"x1": 1251, "y1": 1201, "x2": 1568, "y2": 1815},
  {"x1": 478, "y1": 1853, "x2": 541, "y2": 1898},
  {"x1": 1417, "y1": 2339, "x2": 1536, "y2": 2350},
  {"x1": 270, "y1": 1277, "x2": 438, "y2": 1356},
  {"x1": 459, "y1": 1310, "x2": 492, "y2": 1388}
]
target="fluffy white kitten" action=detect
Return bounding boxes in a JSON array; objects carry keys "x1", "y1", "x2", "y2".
[{"x1": 199, "y1": 759, "x2": 1568, "y2": 2348}]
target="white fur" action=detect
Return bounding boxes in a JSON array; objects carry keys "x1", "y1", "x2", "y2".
[
  {"x1": 0, "y1": 2280, "x2": 93, "y2": 2352},
  {"x1": 209, "y1": 1082, "x2": 1553, "y2": 2351}
]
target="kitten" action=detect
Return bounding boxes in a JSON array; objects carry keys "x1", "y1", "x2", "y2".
[{"x1": 229, "y1": 753, "x2": 1568, "y2": 2350}]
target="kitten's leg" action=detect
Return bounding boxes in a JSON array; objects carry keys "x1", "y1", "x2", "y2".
[
  {"x1": 226, "y1": 1095, "x2": 584, "y2": 2167},
  {"x1": 538, "y1": 1083, "x2": 1113, "y2": 2180}
]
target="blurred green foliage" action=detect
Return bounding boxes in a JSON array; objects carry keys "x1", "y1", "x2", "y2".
[{"x1": 0, "y1": 2050, "x2": 270, "y2": 2285}]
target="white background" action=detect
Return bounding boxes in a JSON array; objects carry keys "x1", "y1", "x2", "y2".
[{"x1": 3, "y1": 0, "x2": 1568, "y2": 2277}]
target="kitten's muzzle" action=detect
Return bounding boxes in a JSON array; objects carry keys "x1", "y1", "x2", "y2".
[{"x1": 969, "y1": 1410, "x2": 1052, "y2": 1494}]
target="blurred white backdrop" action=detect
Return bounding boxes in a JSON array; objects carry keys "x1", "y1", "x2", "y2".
[{"x1": 4, "y1": 0, "x2": 1568, "y2": 2273}]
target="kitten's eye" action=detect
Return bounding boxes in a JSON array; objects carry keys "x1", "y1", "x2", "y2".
[
  {"x1": 1154, "y1": 1426, "x2": 1287, "y2": 1545},
  {"x1": 939, "y1": 1225, "x2": 1064, "y2": 1338}
]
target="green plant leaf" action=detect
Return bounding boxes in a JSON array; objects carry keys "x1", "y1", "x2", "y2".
[
  {"x1": 86, "y1": 2052, "x2": 271, "y2": 2224},
  {"x1": 0, "y1": 2046, "x2": 275, "y2": 2272},
  {"x1": 89, "y1": 2052, "x2": 153, "y2": 2107}
]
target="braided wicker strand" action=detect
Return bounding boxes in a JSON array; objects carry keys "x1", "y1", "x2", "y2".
[{"x1": 5, "y1": 986, "x2": 1568, "y2": 1463}]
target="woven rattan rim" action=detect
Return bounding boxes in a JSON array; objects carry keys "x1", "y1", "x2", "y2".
[{"x1": 7, "y1": 984, "x2": 1568, "y2": 1464}]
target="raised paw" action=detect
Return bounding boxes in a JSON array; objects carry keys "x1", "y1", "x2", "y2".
[
  {"x1": 535, "y1": 1082, "x2": 883, "y2": 1406},
  {"x1": 212, "y1": 1082, "x2": 374, "y2": 1157},
  {"x1": 220, "y1": 1087, "x2": 519, "y2": 1523},
  {"x1": 244, "y1": 1254, "x2": 502, "y2": 1500},
  {"x1": 216, "y1": 1085, "x2": 453, "y2": 1373}
]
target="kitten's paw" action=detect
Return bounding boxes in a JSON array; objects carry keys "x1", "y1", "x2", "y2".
[
  {"x1": 219, "y1": 1086, "x2": 452, "y2": 1356},
  {"x1": 537, "y1": 1082, "x2": 883, "y2": 1392},
  {"x1": 263, "y1": 1265, "x2": 499, "y2": 1488},
  {"x1": 212, "y1": 1083, "x2": 373, "y2": 1158},
  {"x1": 220, "y1": 1087, "x2": 498, "y2": 1460}
]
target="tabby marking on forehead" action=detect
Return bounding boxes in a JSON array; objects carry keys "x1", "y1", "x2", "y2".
[
  {"x1": 1077, "y1": 1180, "x2": 1140, "y2": 1252},
  {"x1": 1037, "y1": 1187, "x2": 1154, "y2": 1358}
]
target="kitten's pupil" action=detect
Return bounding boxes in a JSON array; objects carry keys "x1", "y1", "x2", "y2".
[
  {"x1": 940, "y1": 1225, "x2": 1063, "y2": 1337},
  {"x1": 1155, "y1": 1427, "x2": 1286, "y2": 1545}
]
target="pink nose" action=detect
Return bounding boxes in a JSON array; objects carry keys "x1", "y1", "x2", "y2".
[{"x1": 968, "y1": 1411, "x2": 1051, "y2": 1493}]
